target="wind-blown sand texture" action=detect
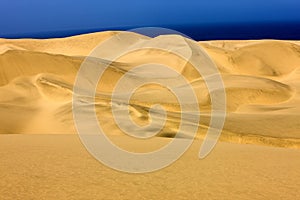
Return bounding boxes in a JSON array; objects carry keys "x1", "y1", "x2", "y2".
[
  {"x1": 0, "y1": 32, "x2": 300, "y2": 199},
  {"x1": 1, "y1": 31, "x2": 300, "y2": 146}
]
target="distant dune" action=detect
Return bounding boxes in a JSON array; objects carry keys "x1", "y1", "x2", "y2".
[{"x1": 1, "y1": 31, "x2": 300, "y2": 148}]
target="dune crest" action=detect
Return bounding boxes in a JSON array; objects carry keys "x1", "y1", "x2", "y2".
[{"x1": 1, "y1": 31, "x2": 300, "y2": 148}]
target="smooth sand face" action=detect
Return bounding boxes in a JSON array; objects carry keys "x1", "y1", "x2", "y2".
[
  {"x1": 0, "y1": 135, "x2": 300, "y2": 200},
  {"x1": 0, "y1": 32, "x2": 300, "y2": 199},
  {"x1": 1, "y1": 31, "x2": 300, "y2": 146}
]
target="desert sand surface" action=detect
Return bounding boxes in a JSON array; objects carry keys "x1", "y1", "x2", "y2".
[
  {"x1": 0, "y1": 134, "x2": 300, "y2": 200},
  {"x1": 0, "y1": 31, "x2": 300, "y2": 199}
]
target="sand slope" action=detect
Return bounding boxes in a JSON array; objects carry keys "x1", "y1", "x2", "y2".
[
  {"x1": 0, "y1": 31, "x2": 118, "y2": 56},
  {"x1": 1, "y1": 134, "x2": 300, "y2": 200},
  {"x1": 0, "y1": 32, "x2": 300, "y2": 147}
]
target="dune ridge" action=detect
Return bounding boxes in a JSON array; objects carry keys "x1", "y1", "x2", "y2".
[{"x1": 1, "y1": 31, "x2": 300, "y2": 148}]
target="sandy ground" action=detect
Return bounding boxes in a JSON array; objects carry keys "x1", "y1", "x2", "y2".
[
  {"x1": 0, "y1": 134, "x2": 300, "y2": 200},
  {"x1": 1, "y1": 32, "x2": 300, "y2": 199}
]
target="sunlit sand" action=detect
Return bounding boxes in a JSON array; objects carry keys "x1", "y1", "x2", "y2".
[{"x1": 1, "y1": 32, "x2": 300, "y2": 199}]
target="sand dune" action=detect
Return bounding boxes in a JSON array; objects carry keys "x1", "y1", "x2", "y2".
[
  {"x1": 0, "y1": 31, "x2": 300, "y2": 148},
  {"x1": 2, "y1": 31, "x2": 300, "y2": 200},
  {"x1": 200, "y1": 40, "x2": 300, "y2": 77},
  {"x1": 0, "y1": 31, "x2": 118, "y2": 56}
]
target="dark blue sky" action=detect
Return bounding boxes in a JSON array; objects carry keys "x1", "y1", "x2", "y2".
[{"x1": 1, "y1": 0, "x2": 300, "y2": 39}]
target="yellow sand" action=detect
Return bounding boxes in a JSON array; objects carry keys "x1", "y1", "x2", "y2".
[
  {"x1": 0, "y1": 134, "x2": 300, "y2": 200},
  {"x1": 1, "y1": 31, "x2": 300, "y2": 146},
  {"x1": 0, "y1": 32, "x2": 300, "y2": 199}
]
